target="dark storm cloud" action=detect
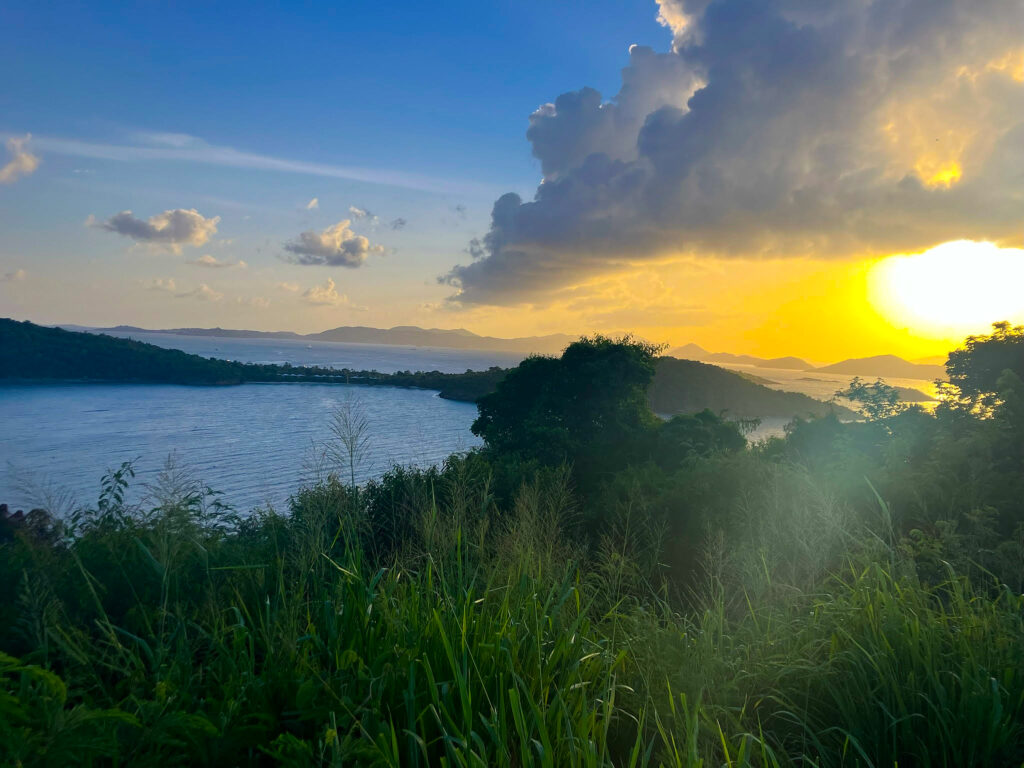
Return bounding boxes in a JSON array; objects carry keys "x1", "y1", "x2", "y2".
[{"x1": 443, "y1": 0, "x2": 1024, "y2": 305}]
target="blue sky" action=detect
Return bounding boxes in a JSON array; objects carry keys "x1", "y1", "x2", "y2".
[
  {"x1": 1, "y1": 0, "x2": 1021, "y2": 358},
  {"x1": 0, "y1": 0, "x2": 676, "y2": 335}
]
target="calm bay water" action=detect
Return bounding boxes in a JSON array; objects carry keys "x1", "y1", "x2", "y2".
[
  {"x1": 2, "y1": 332, "x2": 937, "y2": 512},
  {"x1": 101, "y1": 331, "x2": 527, "y2": 372},
  {"x1": 1, "y1": 381, "x2": 482, "y2": 513},
  {"x1": 2, "y1": 335, "x2": 525, "y2": 513}
]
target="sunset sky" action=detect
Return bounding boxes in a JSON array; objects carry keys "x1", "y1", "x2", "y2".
[{"x1": 1, "y1": 0, "x2": 1022, "y2": 361}]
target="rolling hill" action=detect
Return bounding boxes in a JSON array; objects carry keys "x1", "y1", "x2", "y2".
[
  {"x1": 813, "y1": 355, "x2": 945, "y2": 380},
  {"x1": 91, "y1": 324, "x2": 574, "y2": 355},
  {"x1": 7, "y1": 320, "x2": 853, "y2": 423}
]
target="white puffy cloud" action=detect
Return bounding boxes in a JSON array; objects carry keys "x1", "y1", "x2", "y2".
[
  {"x1": 444, "y1": 0, "x2": 1024, "y2": 305},
  {"x1": 95, "y1": 208, "x2": 220, "y2": 252},
  {"x1": 302, "y1": 277, "x2": 347, "y2": 305},
  {"x1": 284, "y1": 219, "x2": 385, "y2": 267},
  {"x1": 0, "y1": 135, "x2": 40, "y2": 184},
  {"x1": 188, "y1": 254, "x2": 247, "y2": 268}
]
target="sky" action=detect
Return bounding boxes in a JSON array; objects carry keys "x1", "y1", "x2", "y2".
[{"x1": 1, "y1": 0, "x2": 1022, "y2": 362}]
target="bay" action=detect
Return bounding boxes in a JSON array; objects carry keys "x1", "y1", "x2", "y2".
[{"x1": 1, "y1": 329, "x2": 527, "y2": 515}]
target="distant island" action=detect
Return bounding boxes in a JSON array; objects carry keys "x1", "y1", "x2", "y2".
[
  {"x1": 813, "y1": 354, "x2": 946, "y2": 380},
  {"x1": 4, "y1": 319, "x2": 855, "y2": 421},
  {"x1": 58, "y1": 323, "x2": 950, "y2": 382},
  {"x1": 84, "y1": 323, "x2": 576, "y2": 355},
  {"x1": 670, "y1": 342, "x2": 946, "y2": 381}
]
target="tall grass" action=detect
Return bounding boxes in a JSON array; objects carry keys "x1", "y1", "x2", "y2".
[{"x1": 2, "y1": 459, "x2": 1023, "y2": 766}]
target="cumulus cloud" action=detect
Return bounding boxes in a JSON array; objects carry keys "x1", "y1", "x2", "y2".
[
  {"x1": 1, "y1": 268, "x2": 26, "y2": 282},
  {"x1": 302, "y1": 277, "x2": 350, "y2": 306},
  {"x1": 444, "y1": 0, "x2": 1024, "y2": 305},
  {"x1": 306, "y1": 197, "x2": 319, "y2": 210},
  {"x1": 94, "y1": 208, "x2": 220, "y2": 252},
  {"x1": 0, "y1": 135, "x2": 40, "y2": 184},
  {"x1": 188, "y1": 254, "x2": 247, "y2": 268},
  {"x1": 284, "y1": 219, "x2": 385, "y2": 267}
]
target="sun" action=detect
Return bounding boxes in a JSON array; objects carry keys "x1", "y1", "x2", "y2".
[{"x1": 868, "y1": 240, "x2": 1024, "y2": 339}]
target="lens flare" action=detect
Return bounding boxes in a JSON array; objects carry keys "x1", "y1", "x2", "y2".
[{"x1": 868, "y1": 240, "x2": 1024, "y2": 339}]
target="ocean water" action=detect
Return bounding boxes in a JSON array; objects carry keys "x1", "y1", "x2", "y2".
[
  {"x1": 2, "y1": 334, "x2": 938, "y2": 513},
  {"x1": 1, "y1": 381, "x2": 482, "y2": 514},
  {"x1": 100, "y1": 331, "x2": 527, "y2": 373}
]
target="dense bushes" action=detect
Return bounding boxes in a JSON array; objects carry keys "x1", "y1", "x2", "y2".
[{"x1": 3, "y1": 327, "x2": 1024, "y2": 765}]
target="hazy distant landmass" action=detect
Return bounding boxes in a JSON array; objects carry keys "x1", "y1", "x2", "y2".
[
  {"x1": 92, "y1": 324, "x2": 575, "y2": 355},
  {"x1": 813, "y1": 355, "x2": 946, "y2": 381},
  {"x1": 650, "y1": 358, "x2": 856, "y2": 420},
  {"x1": 7, "y1": 319, "x2": 855, "y2": 422},
  {"x1": 76, "y1": 325, "x2": 948, "y2": 381},
  {"x1": 669, "y1": 343, "x2": 812, "y2": 370},
  {"x1": 670, "y1": 343, "x2": 946, "y2": 381}
]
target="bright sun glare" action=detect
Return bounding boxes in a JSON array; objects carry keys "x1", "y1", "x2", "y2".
[{"x1": 868, "y1": 240, "x2": 1024, "y2": 339}]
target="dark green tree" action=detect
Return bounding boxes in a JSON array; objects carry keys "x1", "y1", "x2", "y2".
[
  {"x1": 944, "y1": 321, "x2": 1024, "y2": 412},
  {"x1": 472, "y1": 335, "x2": 662, "y2": 472},
  {"x1": 835, "y1": 376, "x2": 905, "y2": 420}
]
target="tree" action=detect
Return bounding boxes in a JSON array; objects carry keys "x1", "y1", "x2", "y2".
[
  {"x1": 835, "y1": 376, "x2": 905, "y2": 421},
  {"x1": 472, "y1": 336, "x2": 663, "y2": 471},
  {"x1": 944, "y1": 322, "x2": 1024, "y2": 412}
]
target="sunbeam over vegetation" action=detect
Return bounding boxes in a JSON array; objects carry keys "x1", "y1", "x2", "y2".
[{"x1": 3, "y1": 326, "x2": 1024, "y2": 766}]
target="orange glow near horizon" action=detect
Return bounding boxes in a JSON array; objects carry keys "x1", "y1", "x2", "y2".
[{"x1": 459, "y1": 255, "x2": 984, "y2": 364}]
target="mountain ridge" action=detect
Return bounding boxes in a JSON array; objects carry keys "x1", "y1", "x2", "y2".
[
  {"x1": 81, "y1": 324, "x2": 575, "y2": 355},
  {"x1": 669, "y1": 344, "x2": 946, "y2": 381},
  {"x1": 65, "y1": 324, "x2": 948, "y2": 379}
]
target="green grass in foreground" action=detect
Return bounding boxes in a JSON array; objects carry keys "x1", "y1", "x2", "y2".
[{"x1": 2, "y1": 458, "x2": 1022, "y2": 767}]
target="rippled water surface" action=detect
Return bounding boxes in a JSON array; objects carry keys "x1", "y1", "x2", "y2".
[
  {"x1": 2, "y1": 333, "x2": 938, "y2": 511},
  {"x1": 1, "y1": 382, "x2": 482, "y2": 513}
]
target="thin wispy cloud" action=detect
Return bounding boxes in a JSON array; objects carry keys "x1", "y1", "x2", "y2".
[
  {"x1": 17, "y1": 133, "x2": 498, "y2": 195},
  {"x1": 348, "y1": 205, "x2": 376, "y2": 223},
  {"x1": 144, "y1": 278, "x2": 177, "y2": 292},
  {"x1": 0, "y1": 135, "x2": 40, "y2": 184},
  {"x1": 188, "y1": 254, "x2": 247, "y2": 269},
  {"x1": 177, "y1": 283, "x2": 223, "y2": 301},
  {"x1": 236, "y1": 295, "x2": 270, "y2": 308},
  {"x1": 1, "y1": 268, "x2": 27, "y2": 282},
  {"x1": 306, "y1": 197, "x2": 319, "y2": 210}
]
